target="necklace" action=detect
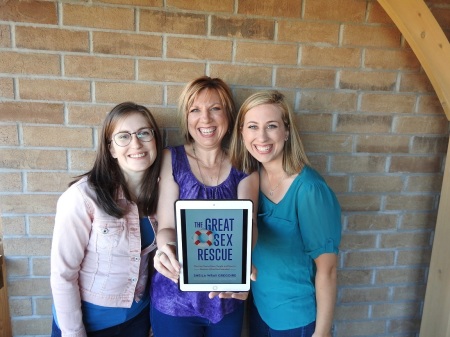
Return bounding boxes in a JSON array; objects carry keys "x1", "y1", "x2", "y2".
[
  {"x1": 192, "y1": 144, "x2": 224, "y2": 198},
  {"x1": 266, "y1": 171, "x2": 287, "y2": 196}
]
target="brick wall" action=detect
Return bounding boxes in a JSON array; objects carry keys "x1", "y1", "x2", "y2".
[{"x1": 0, "y1": 0, "x2": 449, "y2": 336}]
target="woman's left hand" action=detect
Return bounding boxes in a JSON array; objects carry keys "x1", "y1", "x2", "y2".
[{"x1": 208, "y1": 291, "x2": 249, "y2": 300}]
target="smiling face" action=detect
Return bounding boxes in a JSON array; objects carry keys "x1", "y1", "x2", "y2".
[
  {"x1": 241, "y1": 103, "x2": 289, "y2": 166},
  {"x1": 109, "y1": 112, "x2": 157, "y2": 181},
  {"x1": 187, "y1": 88, "x2": 229, "y2": 149}
]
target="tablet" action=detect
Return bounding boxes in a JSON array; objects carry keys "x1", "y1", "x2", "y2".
[{"x1": 175, "y1": 199, "x2": 253, "y2": 292}]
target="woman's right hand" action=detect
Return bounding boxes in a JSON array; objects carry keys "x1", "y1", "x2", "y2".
[{"x1": 153, "y1": 242, "x2": 180, "y2": 283}]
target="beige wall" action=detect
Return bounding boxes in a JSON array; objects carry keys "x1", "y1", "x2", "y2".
[{"x1": 0, "y1": 0, "x2": 449, "y2": 336}]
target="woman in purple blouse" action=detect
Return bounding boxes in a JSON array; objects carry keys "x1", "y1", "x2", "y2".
[{"x1": 151, "y1": 76, "x2": 258, "y2": 337}]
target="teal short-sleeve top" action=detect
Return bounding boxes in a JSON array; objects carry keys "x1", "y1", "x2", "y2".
[{"x1": 251, "y1": 166, "x2": 342, "y2": 330}]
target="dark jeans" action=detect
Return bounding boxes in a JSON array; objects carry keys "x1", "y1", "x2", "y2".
[
  {"x1": 51, "y1": 305, "x2": 150, "y2": 337},
  {"x1": 249, "y1": 300, "x2": 316, "y2": 337},
  {"x1": 150, "y1": 302, "x2": 244, "y2": 337}
]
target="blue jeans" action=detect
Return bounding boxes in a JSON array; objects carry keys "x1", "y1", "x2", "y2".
[
  {"x1": 249, "y1": 300, "x2": 316, "y2": 337},
  {"x1": 51, "y1": 306, "x2": 150, "y2": 337},
  {"x1": 151, "y1": 302, "x2": 244, "y2": 337}
]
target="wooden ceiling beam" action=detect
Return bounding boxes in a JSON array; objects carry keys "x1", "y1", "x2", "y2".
[{"x1": 378, "y1": 0, "x2": 450, "y2": 120}]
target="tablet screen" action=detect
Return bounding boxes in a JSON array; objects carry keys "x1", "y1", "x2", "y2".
[{"x1": 175, "y1": 199, "x2": 253, "y2": 292}]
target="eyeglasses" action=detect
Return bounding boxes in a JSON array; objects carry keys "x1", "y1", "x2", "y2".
[{"x1": 111, "y1": 128, "x2": 154, "y2": 147}]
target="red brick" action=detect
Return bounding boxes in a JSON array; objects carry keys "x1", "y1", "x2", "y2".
[
  {"x1": 95, "y1": 82, "x2": 163, "y2": 104},
  {"x1": 0, "y1": 173, "x2": 22, "y2": 192},
  {"x1": 65, "y1": 55, "x2": 135, "y2": 80},
  {"x1": 340, "y1": 233, "x2": 377, "y2": 250},
  {"x1": 15, "y1": 27, "x2": 89, "y2": 52},
  {"x1": 0, "y1": 102, "x2": 64, "y2": 124},
  {"x1": 397, "y1": 249, "x2": 432, "y2": 266},
  {"x1": 23, "y1": 126, "x2": 93, "y2": 148},
  {"x1": 380, "y1": 232, "x2": 431, "y2": 249},
  {"x1": 96, "y1": 0, "x2": 162, "y2": 6},
  {"x1": 167, "y1": 37, "x2": 232, "y2": 61},
  {"x1": 361, "y1": 93, "x2": 416, "y2": 113},
  {"x1": 332, "y1": 155, "x2": 387, "y2": 173},
  {"x1": 63, "y1": 4, "x2": 134, "y2": 30},
  {"x1": 236, "y1": 41, "x2": 297, "y2": 65},
  {"x1": 365, "y1": 49, "x2": 421, "y2": 70},
  {"x1": 389, "y1": 156, "x2": 442, "y2": 173},
  {"x1": 93, "y1": 32, "x2": 162, "y2": 57},
  {"x1": 344, "y1": 251, "x2": 394, "y2": 268},
  {"x1": 304, "y1": 0, "x2": 366, "y2": 22},
  {"x1": 394, "y1": 115, "x2": 448, "y2": 134},
  {"x1": 68, "y1": 151, "x2": 95, "y2": 173},
  {"x1": 393, "y1": 285, "x2": 426, "y2": 301},
  {"x1": 0, "y1": 52, "x2": 60, "y2": 76},
  {"x1": 144, "y1": 107, "x2": 175, "y2": 129},
  {"x1": 0, "y1": 124, "x2": 18, "y2": 146},
  {"x1": 0, "y1": 78, "x2": 14, "y2": 98},
  {"x1": 140, "y1": 10, "x2": 206, "y2": 35},
  {"x1": 27, "y1": 172, "x2": 75, "y2": 193},
  {"x1": 0, "y1": 25, "x2": 11, "y2": 47},
  {"x1": 295, "y1": 113, "x2": 333, "y2": 133},
  {"x1": 302, "y1": 134, "x2": 353, "y2": 153},
  {"x1": 407, "y1": 174, "x2": 443, "y2": 193},
  {"x1": 0, "y1": 0, "x2": 57, "y2": 24},
  {"x1": 340, "y1": 71, "x2": 397, "y2": 91},
  {"x1": 68, "y1": 104, "x2": 112, "y2": 126},
  {"x1": 367, "y1": 1, "x2": 395, "y2": 24},
  {"x1": 352, "y1": 176, "x2": 403, "y2": 193},
  {"x1": 278, "y1": 20, "x2": 339, "y2": 44},
  {"x1": 139, "y1": 60, "x2": 205, "y2": 82},
  {"x1": 167, "y1": 0, "x2": 233, "y2": 13},
  {"x1": 238, "y1": 0, "x2": 301, "y2": 17},
  {"x1": 385, "y1": 195, "x2": 436, "y2": 211},
  {"x1": 418, "y1": 95, "x2": 446, "y2": 114},
  {"x1": 0, "y1": 148, "x2": 67, "y2": 170},
  {"x1": 335, "y1": 321, "x2": 386, "y2": 337},
  {"x1": 400, "y1": 212, "x2": 437, "y2": 230},
  {"x1": 342, "y1": 25, "x2": 401, "y2": 48},
  {"x1": 411, "y1": 136, "x2": 448, "y2": 154},
  {"x1": 347, "y1": 213, "x2": 398, "y2": 231},
  {"x1": 212, "y1": 16, "x2": 274, "y2": 40},
  {"x1": 19, "y1": 79, "x2": 91, "y2": 102},
  {"x1": 302, "y1": 46, "x2": 361, "y2": 68},
  {"x1": 209, "y1": 64, "x2": 272, "y2": 86},
  {"x1": 400, "y1": 73, "x2": 434, "y2": 93},
  {"x1": 356, "y1": 135, "x2": 409, "y2": 153},
  {"x1": 337, "y1": 115, "x2": 393, "y2": 134},
  {"x1": 276, "y1": 68, "x2": 335, "y2": 89},
  {"x1": 300, "y1": 91, "x2": 357, "y2": 112}
]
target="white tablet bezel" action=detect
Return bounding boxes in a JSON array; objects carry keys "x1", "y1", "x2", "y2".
[{"x1": 174, "y1": 199, "x2": 253, "y2": 292}]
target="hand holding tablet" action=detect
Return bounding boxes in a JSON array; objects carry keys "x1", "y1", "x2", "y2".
[{"x1": 174, "y1": 199, "x2": 253, "y2": 292}]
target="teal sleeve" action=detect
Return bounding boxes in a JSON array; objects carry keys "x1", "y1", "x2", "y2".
[{"x1": 297, "y1": 179, "x2": 342, "y2": 259}]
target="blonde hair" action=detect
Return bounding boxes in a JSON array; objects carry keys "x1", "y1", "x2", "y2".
[
  {"x1": 178, "y1": 76, "x2": 236, "y2": 147},
  {"x1": 230, "y1": 90, "x2": 310, "y2": 175}
]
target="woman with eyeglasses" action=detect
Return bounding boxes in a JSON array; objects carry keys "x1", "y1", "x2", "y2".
[{"x1": 50, "y1": 102, "x2": 163, "y2": 337}]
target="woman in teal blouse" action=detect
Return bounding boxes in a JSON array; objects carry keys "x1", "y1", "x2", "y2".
[{"x1": 230, "y1": 91, "x2": 342, "y2": 337}]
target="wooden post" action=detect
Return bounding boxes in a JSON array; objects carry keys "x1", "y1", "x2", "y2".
[
  {"x1": 376, "y1": 0, "x2": 450, "y2": 336},
  {"x1": 419, "y1": 138, "x2": 450, "y2": 336},
  {"x1": 0, "y1": 254, "x2": 12, "y2": 336}
]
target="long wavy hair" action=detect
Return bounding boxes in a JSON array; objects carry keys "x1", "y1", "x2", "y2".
[
  {"x1": 71, "y1": 102, "x2": 163, "y2": 218},
  {"x1": 178, "y1": 76, "x2": 236, "y2": 148},
  {"x1": 230, "y1": 90, "x2": 310, "y2": 175}
]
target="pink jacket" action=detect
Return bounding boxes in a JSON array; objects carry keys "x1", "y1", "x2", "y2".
[{"x1": 50, "y1": 177, "x2": 157, "y2": 337}]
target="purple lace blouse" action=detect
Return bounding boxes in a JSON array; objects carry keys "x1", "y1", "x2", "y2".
[{"x1": 151, "y1": 145, "x2": 248, "y2": 323}]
